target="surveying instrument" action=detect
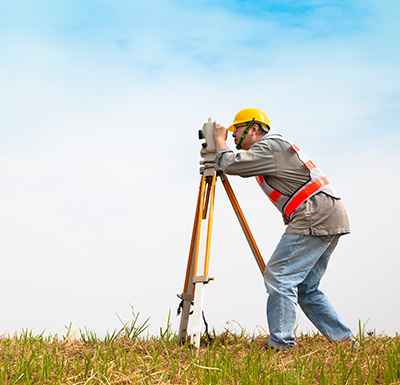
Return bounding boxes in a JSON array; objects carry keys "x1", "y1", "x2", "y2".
[{"x1": 177, "y1": 117, "x2": 266, "y2": 348}]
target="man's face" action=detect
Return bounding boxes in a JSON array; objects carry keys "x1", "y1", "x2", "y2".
[
  {"x1": 232, "y1": 123, "x2": 254, "y2": 150},
  {"x1": 232, "y1": 124, "x2": 246, "y2": 143}
]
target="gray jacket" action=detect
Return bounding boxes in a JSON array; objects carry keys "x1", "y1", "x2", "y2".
[{"x1": 215, "y1": 133, "x2": 350, "y2": 235}]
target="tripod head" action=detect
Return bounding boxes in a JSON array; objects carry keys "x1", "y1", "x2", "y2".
[{"x1": 199, "y1": 117, "x2": 217, "y2": 164}]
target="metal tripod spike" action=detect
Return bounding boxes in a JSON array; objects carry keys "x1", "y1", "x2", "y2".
[{"x1": 177, "y1": 118, "x2": 266, "y2": 348}]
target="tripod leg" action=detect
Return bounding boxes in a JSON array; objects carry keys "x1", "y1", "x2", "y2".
[
  {"x1": 204, "y1": 175, "x2": 216, "y2": 277},
  {"x1": 190, "y1": 175, "x2": 217, "y2": 347},
  {"x1": 183, "y1": 177, "x2": 206, "y2": 294},
  {"x1": 221, "y1": 175, "x2": 266, "y2": 275},
  {"x1": 178, "y1": 176, "x2": 207, "y2": 344}
]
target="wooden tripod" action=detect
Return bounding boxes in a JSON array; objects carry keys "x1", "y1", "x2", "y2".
[{"x1": 177, "y1": 151, "x2": 266, "y2": 347}]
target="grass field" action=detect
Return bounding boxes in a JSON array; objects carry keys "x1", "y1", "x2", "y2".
[{"x1": 0, "y1": 316, "x2": 399, "y2": 384}]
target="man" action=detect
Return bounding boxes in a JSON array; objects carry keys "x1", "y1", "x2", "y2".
[{"x1": 213, "y1": 108, "x2": 352, "y2": 351}]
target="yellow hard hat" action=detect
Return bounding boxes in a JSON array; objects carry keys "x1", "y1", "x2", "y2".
[{"x1": 228, "y1": 108, "x2": 270, "y2": 132}]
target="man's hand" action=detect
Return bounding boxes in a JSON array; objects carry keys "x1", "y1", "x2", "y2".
[{"x1": 214, "y1": 121, "x2": 228, "y2": 152}]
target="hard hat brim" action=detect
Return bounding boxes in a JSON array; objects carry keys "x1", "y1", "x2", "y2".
[{"x1": 227, "y1": 119, "x2": 252, "y2": 132}]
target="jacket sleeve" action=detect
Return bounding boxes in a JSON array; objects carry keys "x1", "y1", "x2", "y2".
[{"x1": 215, "y1": 140, "x2": 277, "y2": 178}]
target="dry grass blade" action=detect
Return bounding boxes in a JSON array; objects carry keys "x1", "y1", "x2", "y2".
[{"x1": 190, "y1": 362, "x2": 222, "y2": 371}]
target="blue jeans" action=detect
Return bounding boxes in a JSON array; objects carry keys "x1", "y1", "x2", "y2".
[{"x1": 264, "y1": 233, "x2": 352, "y2": 350}]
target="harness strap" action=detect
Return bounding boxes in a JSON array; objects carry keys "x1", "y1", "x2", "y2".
[{"x1": 283, "y1": 176, "x2": 329, "y2": 218}]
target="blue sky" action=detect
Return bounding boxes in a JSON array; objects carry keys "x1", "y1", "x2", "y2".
[{"x1": 0, "y1": 0, "x2": 399, "y2": 338}]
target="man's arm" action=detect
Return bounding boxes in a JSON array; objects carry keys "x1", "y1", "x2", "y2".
[
  {"x1": 217, "y1": 142, "x2": 276, "y2": 177},
  {"x1": 213, "y1": 130, "x2": 276, "y2": 179},
  {"x1": 214, "y1": 121, "x2": 228, "y2": 152}
]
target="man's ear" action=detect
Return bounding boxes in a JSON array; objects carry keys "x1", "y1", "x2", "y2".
[{"x1": 251, "y1": 123, "x2": 259, "y2": 134}]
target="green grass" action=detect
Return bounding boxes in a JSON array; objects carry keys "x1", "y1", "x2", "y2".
[{"x1": 0, "y1": 320, "x2": 399, "y2": 384}]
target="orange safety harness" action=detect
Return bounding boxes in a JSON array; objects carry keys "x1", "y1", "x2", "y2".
[{"x1": 256, "y1": 135, "x2": 339, "y2": 220}]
